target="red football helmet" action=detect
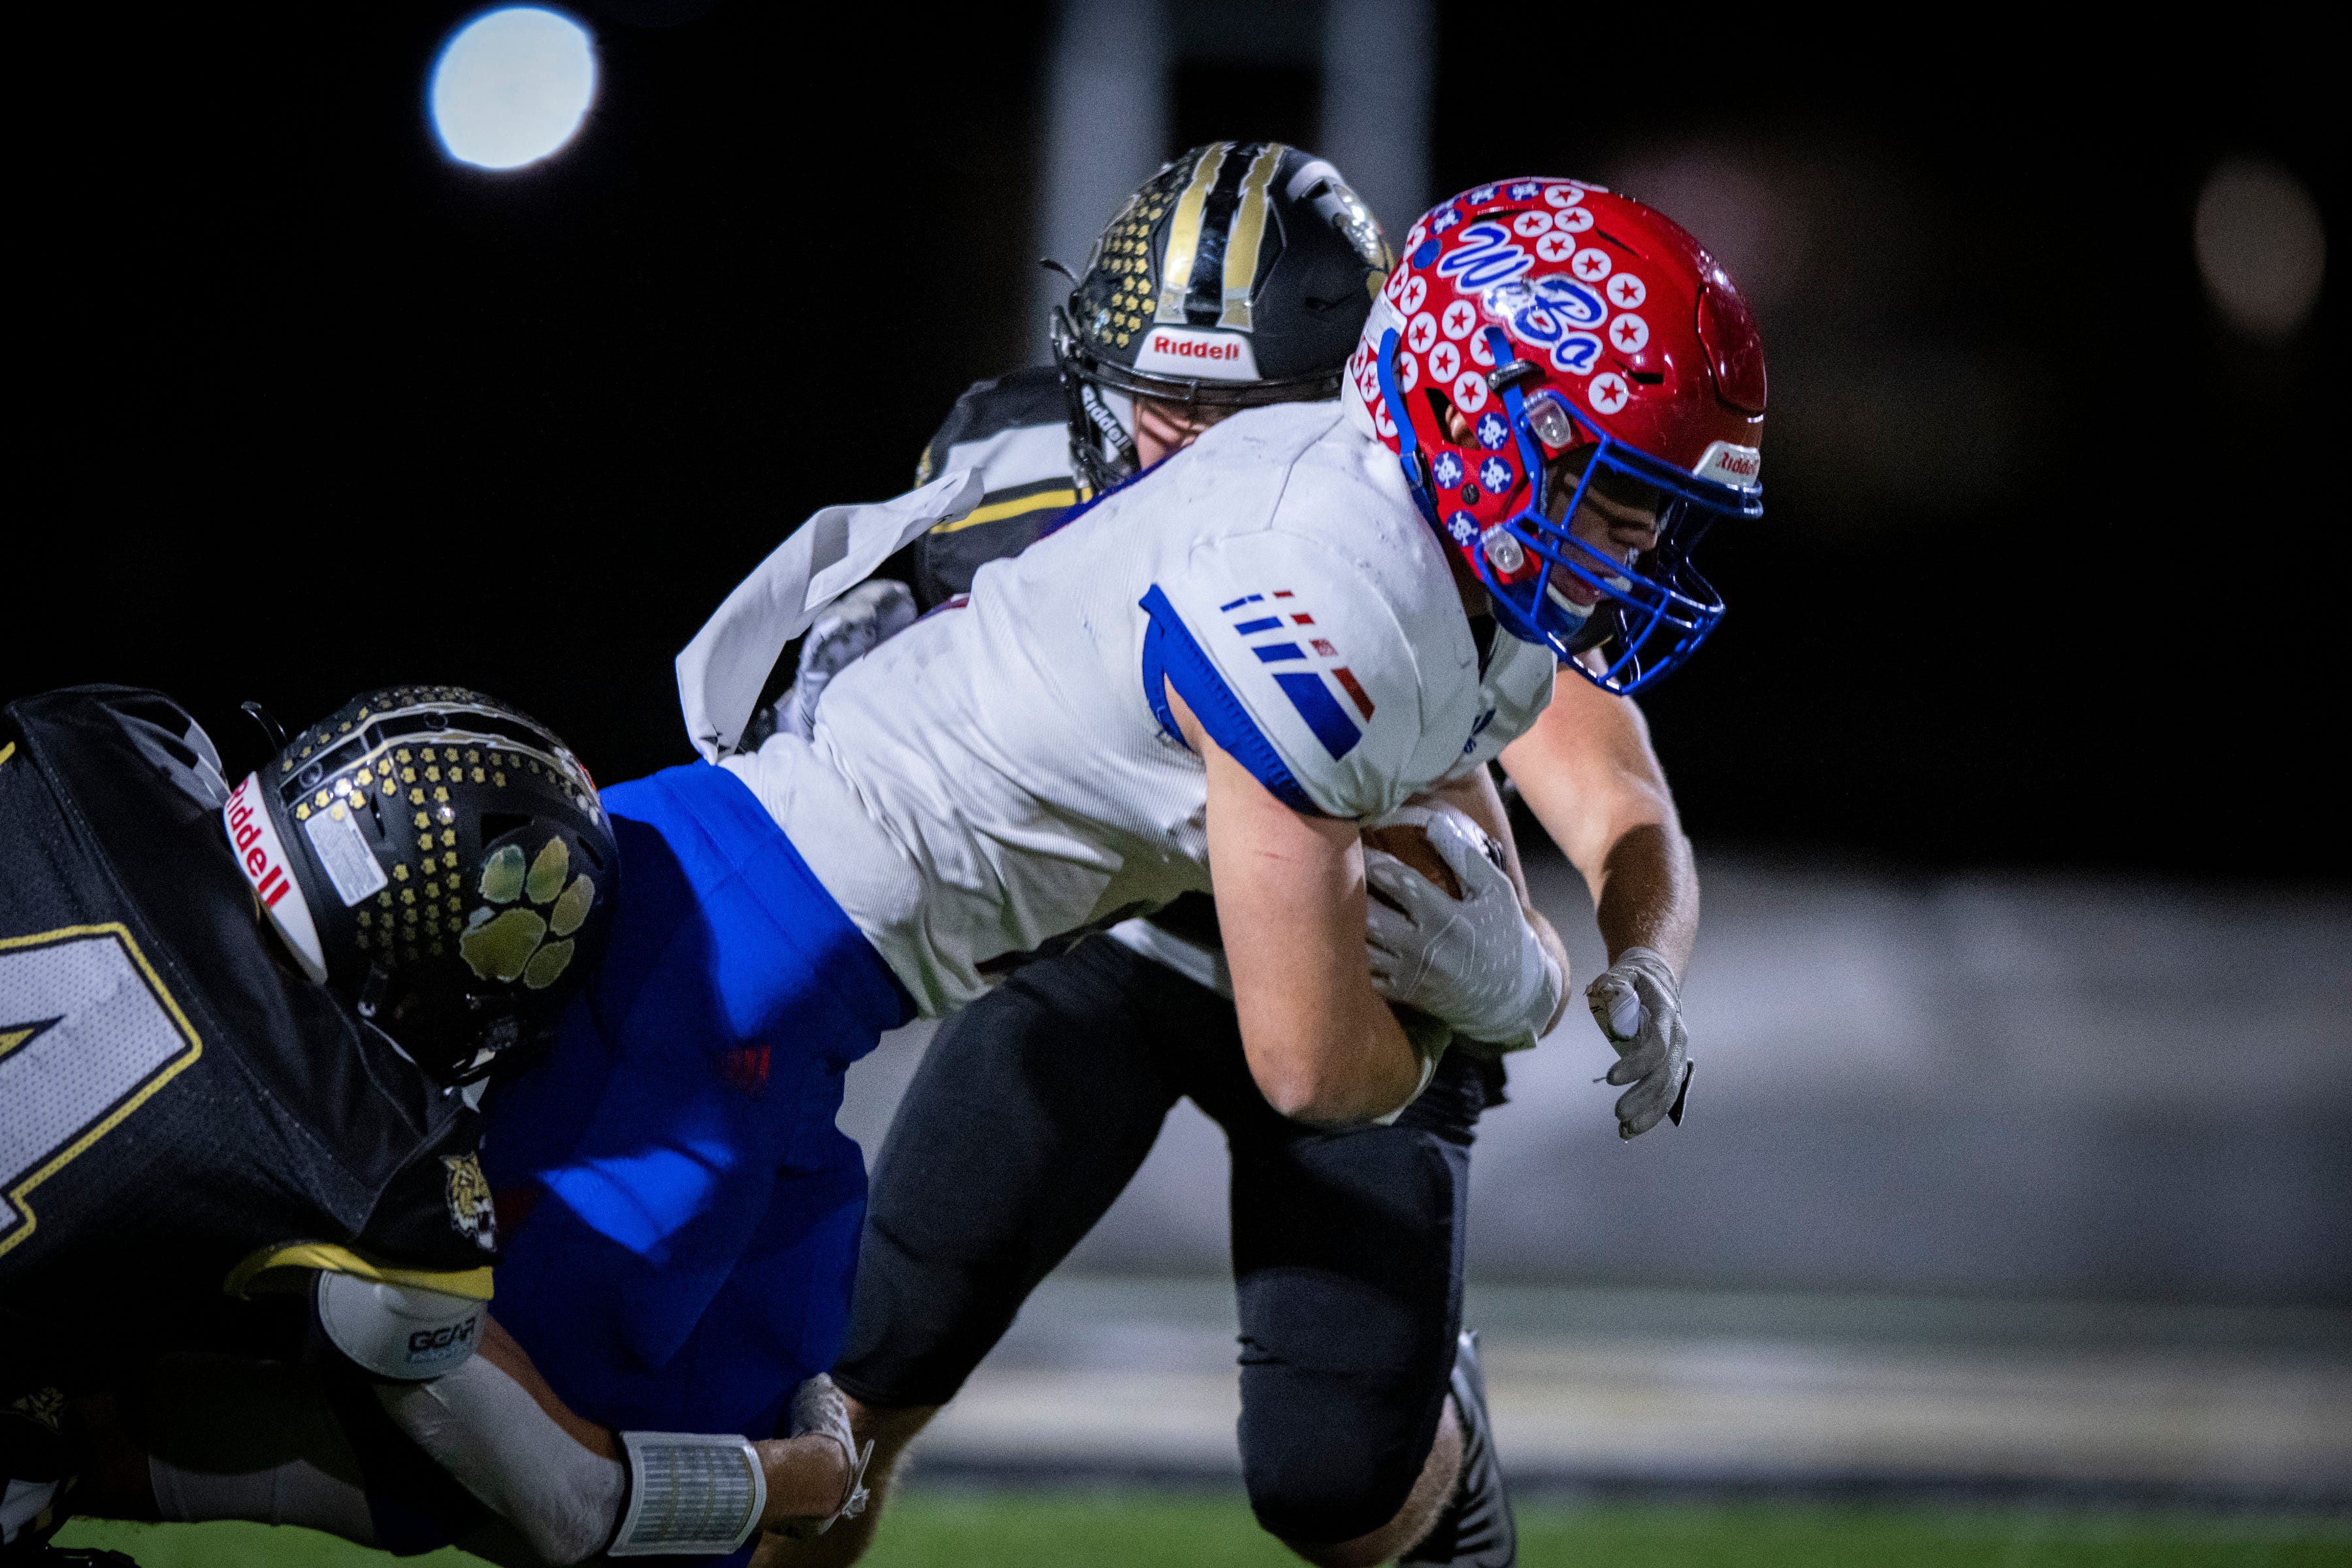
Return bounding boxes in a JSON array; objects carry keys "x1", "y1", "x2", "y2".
[{"x1": 1341, "y1": 178, "x2": 1767, "y2": 691}]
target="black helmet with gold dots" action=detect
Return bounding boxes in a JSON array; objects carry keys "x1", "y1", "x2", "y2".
[
  {"x1": 220, "y1": 684, "x2": 618, "y2": 1085},
  {"x1": 1051, "y1": 142, "x2": 1392, "y2": 491}
]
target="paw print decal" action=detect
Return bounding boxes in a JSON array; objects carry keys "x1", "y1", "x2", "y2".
[{"x1": 457, "y1": 838, "x2": 595, "y2": 990}]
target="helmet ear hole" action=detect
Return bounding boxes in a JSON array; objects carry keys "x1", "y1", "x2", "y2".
[{"x1": 1423, "y1": 387, "x2": 1468, "y2": 442}]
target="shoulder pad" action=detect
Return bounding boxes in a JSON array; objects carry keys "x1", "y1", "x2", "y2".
[{"x1": 919, "y1": 368, "x2": 1070, "y2": 484}]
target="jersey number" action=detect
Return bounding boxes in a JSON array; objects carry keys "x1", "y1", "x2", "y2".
[{"x1": 0, "y1": 925, "x2": 203, "y2": 1257}]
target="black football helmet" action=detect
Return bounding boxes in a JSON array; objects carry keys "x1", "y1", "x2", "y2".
[
  {"x1": 1051, "y1": 141, "x2": 1392, "y2": 493},
  {"x1": 221, "y1": 684, "x2": 617, "y2": 1085}
]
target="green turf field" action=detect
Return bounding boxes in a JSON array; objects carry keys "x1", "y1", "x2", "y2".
[{"x1": 54, "y1": 1493, "x2": 2352, "y2": 1566}]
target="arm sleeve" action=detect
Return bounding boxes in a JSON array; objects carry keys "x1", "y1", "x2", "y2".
[{"x1": 1141, "y1": 532, "x2": 1432, "y2": 820}]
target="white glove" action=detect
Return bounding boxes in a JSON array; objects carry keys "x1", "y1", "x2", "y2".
[
  {"x1": 1586, "y1": 946, "x2": 1691, "y2": 1139},
  {"x1": 771, "y1": 580, "x2": 919, "y2": 742},
  {"x1": 774, "y1": 1374, "x2": 874, "y2": 1539},
  {"x1": 1362, "y1": 805, "x2": 1563, "y2": 1051}
]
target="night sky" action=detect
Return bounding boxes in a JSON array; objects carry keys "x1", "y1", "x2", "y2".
[{"x1": 10, "y1": 6, "x2": 2340, "y2": 879}]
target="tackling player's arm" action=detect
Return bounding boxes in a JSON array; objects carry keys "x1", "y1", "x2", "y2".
[
  {"x1": 1167, "y1": 682, "x2": 1426, "y2": 1126},
  {"x1": 300, "y1": 1254, "x2": 860, "y2": 1559},
  {"x1": 472, "y1": 1316, "x2": 855, "y2": 1520}
]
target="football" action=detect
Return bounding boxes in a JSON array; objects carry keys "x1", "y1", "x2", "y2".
[{"x1": 1362, "y1": 821, "x2": 1463, "y2": 900}]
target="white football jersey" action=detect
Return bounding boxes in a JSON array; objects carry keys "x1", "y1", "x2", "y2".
[{"x1": 721, "y1": 401, "x2": 1556, "y2": 1015}]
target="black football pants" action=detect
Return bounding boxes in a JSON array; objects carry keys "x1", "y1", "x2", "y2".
[{"x1": 833, "y1": 935, "x2": 1503, "y2": 1545}]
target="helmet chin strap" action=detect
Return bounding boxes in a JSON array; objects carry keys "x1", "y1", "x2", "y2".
[
  {"x1": 1054, "y1": 304, "x2": 1140, "y2": 496},
  {"x1": 1373, "y1": 329, "x2": 1441, "y2": 528},
  {"x1": 1077, "y1": 378, "x2": 1137, "y2": 480}
]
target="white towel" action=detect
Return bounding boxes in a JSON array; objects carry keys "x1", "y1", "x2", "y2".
[{"x1": 674, "y1": 468, "x2": 985, "y2": 761}]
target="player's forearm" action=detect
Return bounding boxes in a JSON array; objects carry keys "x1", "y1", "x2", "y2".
[
  {"x1": 472, "y1": 1315, "x2": 851, "y2": 1544},
  {"x1": 1592, "y1": 821, "x2": 1697, "y2": 974},
  {"x1": 1501, "y1": 670, "x2": 1697, "y2": 973}
]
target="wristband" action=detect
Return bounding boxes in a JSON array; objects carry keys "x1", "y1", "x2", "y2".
[{"x1": 609, "y1": 1431, "x2": 767, "y2": 1557}]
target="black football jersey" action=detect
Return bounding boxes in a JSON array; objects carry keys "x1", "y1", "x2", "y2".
[
  {"x1": 902, "y1": 366, "x2": 1082, "y2": 610},
  {"x1": 0, "y1": 688, "x2": 495, "y2": 1394}
]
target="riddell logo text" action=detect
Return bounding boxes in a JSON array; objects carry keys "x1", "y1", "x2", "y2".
[
  {"x1": 1147, "y1": 331, "x2": 1241, "y2": 361},
  {"x1": 224, "y1": 776, "x2": 296, "y2": 909},
  {"x1": 1694, "y1": 442, "x2": 1762, "y2": 487}
]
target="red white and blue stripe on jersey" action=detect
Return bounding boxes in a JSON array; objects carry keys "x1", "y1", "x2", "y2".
[
  {"x1": 1215, "y1": 591, "x2": 1375, "y2": 760},
  {"x1": 1141, "y1": 584, "x2": 1326, "y2": 816}
]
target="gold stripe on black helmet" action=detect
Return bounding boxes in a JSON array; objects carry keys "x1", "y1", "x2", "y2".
[{"x1": 1053, "y1": 142, "x2": 1394, "y2": 491}]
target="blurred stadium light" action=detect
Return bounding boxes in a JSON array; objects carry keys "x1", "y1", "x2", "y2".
[
  {"x1": 2196, "y1": 158, "x2": 2327, "y2": 340},
  {"x1": 428, "y1": 7, "x2": 597, "y2": 171}
]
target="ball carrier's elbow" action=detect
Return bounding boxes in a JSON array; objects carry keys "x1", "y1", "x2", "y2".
[{"x1": 1249, "y1": 1019, "x2": 1431, "y2": 1127}]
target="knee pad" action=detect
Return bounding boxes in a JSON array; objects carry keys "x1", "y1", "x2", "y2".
[{"x1": 1237, "y1": 1367, "x2": 1430, "y2": 1545}]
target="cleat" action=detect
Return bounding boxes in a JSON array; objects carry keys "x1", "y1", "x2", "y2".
[{"x1": 1401, "y1": 1329, "x2": 1515, "y2": 1566}]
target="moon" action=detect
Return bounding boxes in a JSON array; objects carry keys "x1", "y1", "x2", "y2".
[{"x1": 430, "y1": 8, "x2": 597, "y2": 172}]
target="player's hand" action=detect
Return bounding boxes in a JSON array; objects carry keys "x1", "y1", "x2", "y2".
[
  {"x1": 765, "y1": 1373, "x2": 873, "y2": 1537},
  {"x1": 1586, "y1": 947, "x2": 1691, "y2": 1139},
  {"x1": 770, "y1": 580, "x2": 919, "y2": 742},
  {"x1": 1362, "y1": 805, "x2": 1563, "y2": 1051}
]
